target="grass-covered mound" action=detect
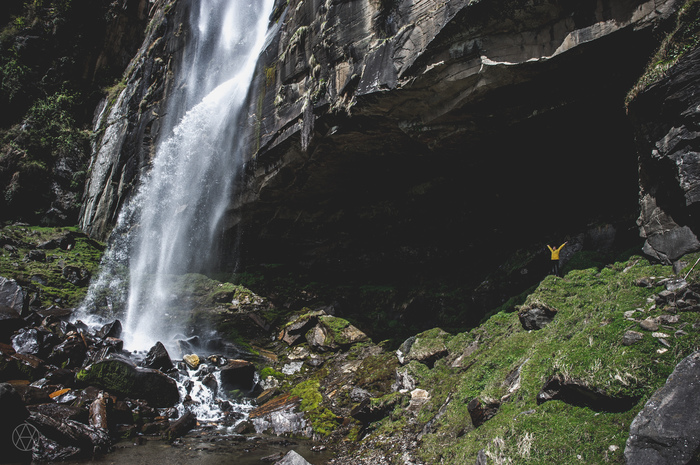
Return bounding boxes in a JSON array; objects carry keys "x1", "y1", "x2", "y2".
[{"x1": 355, "y1": 253, "x2": 700, "y2": 464}]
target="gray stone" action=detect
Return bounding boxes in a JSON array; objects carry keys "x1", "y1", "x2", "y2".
[
  {"x1": 625, "y1": 351, "x2": 700, "y2": 464},
  {"x1": 623, "y1": 331, "x2": 644, "y2": 346},
  {"x1": 519, "y1": 304, "x2": 558, "y2": 330},
  {"x1": 274, "y1": 450, "x2": 313, "y2": 465}
]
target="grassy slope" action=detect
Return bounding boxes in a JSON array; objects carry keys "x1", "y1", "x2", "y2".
[
  {"x1": 0, "y1": 224, "x2": 104, "y2": 307},
  {"x1": 361, "y1": 253, "x2": 700, "y2": 464}
]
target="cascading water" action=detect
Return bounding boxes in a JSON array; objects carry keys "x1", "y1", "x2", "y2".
[
  {"x1": 81, "y1": 0, "x2": 273, "y2": 350},
  {"x1": 76, "y1": 0, "x2": 275, "y2": 428}
]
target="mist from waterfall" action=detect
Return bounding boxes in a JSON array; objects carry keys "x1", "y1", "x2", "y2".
[{"x1": 79, "y1": 0, "x2": 274, "y2": 352}]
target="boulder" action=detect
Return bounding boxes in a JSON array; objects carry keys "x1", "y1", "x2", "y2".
[
  {"x1": 518, "y1": 303, "x2": 558, "y2": 330},
  {"x1": 11, "y1": 327, "x2": 60, "y2": 359},
  {"x1": 0, "y1": 305, "x2": 24, "y2": 344},
  {"x1": 61, "y1": 266, "x2": 91, "y2": 286},
  {"x1": 96, "y1": 320, "x2": 122, "y2": 339},
  {"x1": 622, "y1": 331, "x2": 644, "y2": 346},
  {"x1": 163, "y1": 411, "x2": 197, "y2": 442},
  {"x1": 274, "y1": 450, "x2": 313, "y2": 465},
  {"x1": 625, "y1": 351, "x2": 700, "y2": 464},
  {"x1": 76, "y1": 357, "x2": 179, "y2": 407},
  {"x1": 47, "y1": 337, "x2": 87, "y2": 369},
  {"x1": 140, "y1": 341, "x2": 174, "y2": 372},
  {"x1": 537, "y1": 374, "x2": 638, "y2": 412},
  {"x1": 468, "y1": 397, "x2": 500, "y2": 427},
  {"x1": 396, "y1": 328, "x2": 449, "y2": 367},
  {"x1": 183, "y1": 354, "x2": 200, "y2": 369},
  {"x1": 0, "y1": 276, "x2": 27, "y2": 316},
  {"x1": 0, "y1": 383, "x2": 31, "y2": 462},
  {"x1": 28, "y1": 411, "x2": 110, "y2": 456},
  {"x1": 219, "y1": 359, "x2": 256, "y2": 392}
]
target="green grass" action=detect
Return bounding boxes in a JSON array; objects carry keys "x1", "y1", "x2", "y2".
[
  {"x1": 0, "y1": 224, "x2": 104, "y2": 307},
  {"x1": 362, "y1": 253, "x2": 700, "y2": 464}
]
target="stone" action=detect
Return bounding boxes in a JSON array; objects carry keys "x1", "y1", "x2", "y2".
[
  {"x1": 89, "y1": 392, "x2": 109, "y2": 430},
  {"x1": 61, "y1": 266, "x2": 91, "y2": 286},
  {"x1": 622, "y1": 331, "x2": 644, "y2": 346},
  {"x1": 76, "y1": 357, "x2": 179, "y2": 407},
  {"x1": 625, "y1": 351, "x2": 700, "y2": 464},
  {"x1": 27, "y1": 250, "x2": 46, "y2": 261},
  {"x1": 29, "y1": 411, "x2": 110, "y2": 456},
  {"x1": 518, "y1": 304, "x2": 558, "y2": 330},
  {"x1": 11, "y1": 327, "x2": 60, "y2": 359},
  {"x1": 397, "y1": 328, "x2": 449, "y2": 367},
  {"x1": 96, "y1": 320, "x2": 122, "y2": 339},
  {"x1": 408, "y1": 388, "x2": 431, "y2": 413},
  {"x1": 0, "y1": 277, "x2": 26, "y2": 312},
  {"x1": 47, "y1": 337, "x2": 87, "y2": 369},
  {"x1": 274, "y1": 450, "x2": 313, "y2": 465},
  {"x1": 468, "y1": 397, "x2": 500, "y2": 427},
  {"x1": 0, "y1": 383, "x2": 31, "y2": 462},
  {"x1": 537, "y1": 374, "x2": 639, "y2": 412},
  {"x1": 219, "y1": 359, "x2": 256, "y2": 392},
  {"x1": 639, "y1": 318, "x2": 659, "y2": 331},
  {"x1": 163, "y1": 411, "x2": 197, "y2": 442},
  {"x1": 141, "y1": 341, "x2": 174, "y2": 372},
  {"x1": 183, "y1": 354, "x2": 200, "y2": 369}
]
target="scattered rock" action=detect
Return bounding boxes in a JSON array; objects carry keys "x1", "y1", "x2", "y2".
[
  {"x1": 537, "y1": 373, "x2": 639, "y2": 412},
  {"x1": 219, "y1": 359, "x2": 256, "y2": 391},
  {"x1": 141, "y1": 341, "x2": 174, "y2": 372},
  {"x1": 88, "y1": 392, "x2": 109, "y2": 430},
  {"x1": 622, "y1": 331, "x2": 644, "y2": 346},
  {"x1": 408, "y1": 388, "x2": 431, "y2": 413},
  {"x1": 518, "y1": 303, "x2": 558, "y2": 330},
  {"x1": 468, "y1": 397, "x2": 500, "y2": 427},
  {"x1": 96, "y1": 320, "x2": 122, "y2": 339},
  {"x1": 625, "y1": 351, "x2": 700, "y2": 464},
  {"x1": 639, "y1": 318, "x2": 659, "y2": 331},
  {"x1": 396, "y1": 328, "x2": 449, "y2": 367},
  {"x1": 183, "y1": 354, "x2": 200, "y2": 369},
  {"x1": 61, "y1": 266, "x2": 91, "y2": 286},
  {"x1": 274, "y1": 450, "x2": 313, "y2": 465},
  {"x1": 163, "y1": 411, "x2": 197, "y2": 442}
]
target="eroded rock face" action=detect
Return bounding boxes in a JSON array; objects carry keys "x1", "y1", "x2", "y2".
[
  {"x1": 79, "y1": 0, "x2": 681, "y2": 286},
  {"x1": 625, "y1": 350, "x2": 700, "y2": 464},
  {"x1": 631, "y1": 45, "x2": 700, "y2": 264}
]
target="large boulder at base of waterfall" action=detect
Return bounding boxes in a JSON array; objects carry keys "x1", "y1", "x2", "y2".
[
  {"x1": 274, "y1": 450, "x2": 313, "y2": 465},
  {"x1": 140, "y1": 341, "x2": 174, "y2": 372},
  {"x1": 96, "y1": 320, "x2": 122, "y2": 339},
  {"x1": 76, "y1": 357, "x2": 179, "y2": 407},
  {"x1": 219, "y1": 359, "x2": 256, "y2": 392},
  {"x1": 625, "y1": 350, "x2": 700, "y2": 464}
]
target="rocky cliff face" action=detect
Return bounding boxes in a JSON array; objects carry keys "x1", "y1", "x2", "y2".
[
  {"x1": 80, "y1": 0, "x2": 683, "y2": 280},
  {"x1": 629, "y1": 14, "x2": 700, "y2": 264},
  {"x1": 230, "y1": 0, "x2": 680, "y2": 275}
]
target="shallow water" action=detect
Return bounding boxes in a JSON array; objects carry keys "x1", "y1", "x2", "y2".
[{"x1": 61, "y1": 431, "x2": 333, "y2": 465}]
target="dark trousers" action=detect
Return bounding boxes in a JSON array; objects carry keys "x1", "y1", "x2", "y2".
[{"x1": 551, "y1": 260, "x2": 560, "y2": 277}]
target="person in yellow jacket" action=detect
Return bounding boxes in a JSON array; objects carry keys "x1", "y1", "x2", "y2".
[{"x1": 547, "y1": 242, "x2": 567, "y2": 277}]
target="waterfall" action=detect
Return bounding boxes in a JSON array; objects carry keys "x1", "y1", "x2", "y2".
[{"x1": 79, "y1": 0, "x2": 274, "y2": 352}]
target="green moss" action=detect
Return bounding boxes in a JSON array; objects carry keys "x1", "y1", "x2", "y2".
[{"x1": 290, "y1": 378, "x2": 341, "y2": 436}]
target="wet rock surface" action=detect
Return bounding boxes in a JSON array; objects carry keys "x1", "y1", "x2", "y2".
[{"x1": 625, "y1": 350, "x2": 700, "y2": 464}]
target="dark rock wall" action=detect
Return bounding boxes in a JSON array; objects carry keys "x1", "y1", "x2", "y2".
[
  {"x1": 79, "y1": 0, "x2": 190, "y2": 240},
  {"x1": 630, "y1": 45, "x2": 700, "y2": 264},
  {"x1": 228, "y1": 0, "x2": 680, "y2": 277}
]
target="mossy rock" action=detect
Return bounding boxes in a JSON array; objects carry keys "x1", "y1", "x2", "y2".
[{"x1": 76, "y1": 358, "x2": 179, "y2": 407}]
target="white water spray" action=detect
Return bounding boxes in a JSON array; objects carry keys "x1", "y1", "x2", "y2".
[{"x1": 80, "y1": 0, "x2": 274, "y2": 352}]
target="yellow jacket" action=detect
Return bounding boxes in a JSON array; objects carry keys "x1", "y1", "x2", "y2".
[{"x1": 547, "y1": 243, "x2": 567, "y2": 260}]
